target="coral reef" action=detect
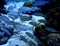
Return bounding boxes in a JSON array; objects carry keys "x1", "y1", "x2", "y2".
[{"x1": 0, "y1": 0, "x2": 60, "y2": 46}]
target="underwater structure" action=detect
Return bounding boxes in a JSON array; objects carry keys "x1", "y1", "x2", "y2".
[{"x1": 0, "y1": 0, "x2": 60, "y2": 46}]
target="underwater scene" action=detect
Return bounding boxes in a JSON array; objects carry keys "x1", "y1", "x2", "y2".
[{"x1": 0, "y1": 0, "x2": 60, "y2": 46}]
